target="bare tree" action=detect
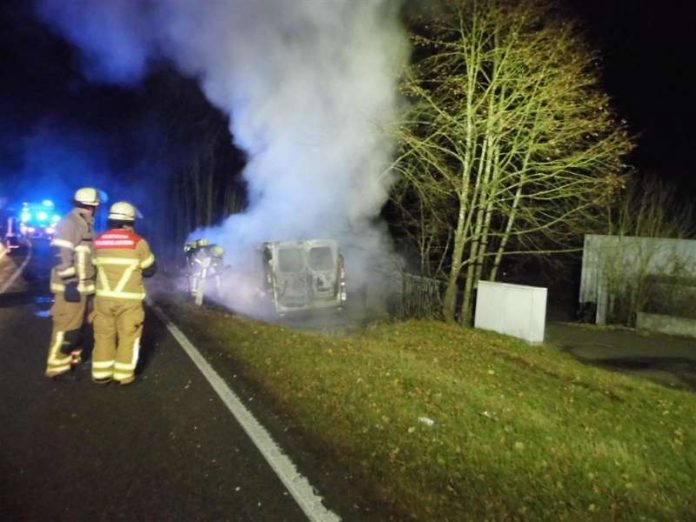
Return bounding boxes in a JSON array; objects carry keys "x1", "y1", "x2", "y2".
[
  {"x1": 390, "y1": 0, "x2": 633, "y2": 323},
  {"x1": 609, "y1": 174, "x2": 696, "y2": 239}
]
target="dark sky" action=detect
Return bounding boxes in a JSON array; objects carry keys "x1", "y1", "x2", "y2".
[
  {"x1": 0, "y1": 0, "x2": 242, "y2": 230},
  {"x1": 1, "y1": 0, "x2": 694, "y2": 204},
  {"x1": 571, "y1": 0, "x2": 695, "y2": 182},
  {"x1": 0, "y1": 0, "x2": 157, "y2": 205}
]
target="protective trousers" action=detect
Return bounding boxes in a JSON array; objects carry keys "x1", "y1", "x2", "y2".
[
  {"x1": 92, "y1": 298, "x2": 144, "y2": 383},
  {"x1": 45, "y1": 293, "x2": 89, "y2": 377}
]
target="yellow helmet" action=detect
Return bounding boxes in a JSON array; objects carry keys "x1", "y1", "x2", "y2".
[
  {"x1": 211, "y1": 245, "x2": 224, "y2": 257},
  {"x1": 74, "y1": 187, "x2": 101, "y2": 206},
  {"x1": 108, "y1": 201, "x2": 137, "y2": 221},
  {"x1": 198, "y1": 238, "x2": 209, "y2": 247}
]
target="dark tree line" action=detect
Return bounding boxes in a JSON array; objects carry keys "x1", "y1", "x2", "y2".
[{"x1": 133, "y1": 70, "x2": 247, "y2": 264}]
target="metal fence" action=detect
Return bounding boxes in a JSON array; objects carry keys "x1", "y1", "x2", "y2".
[{"x1": 387, "y1": 272, "x2": 448, "y2": 320}]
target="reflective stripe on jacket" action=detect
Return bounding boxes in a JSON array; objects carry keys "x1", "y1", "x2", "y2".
[
  {"x1": 50, "y1": 208, "x2": 96, "y2": 295},
  {"x1": 93, "y1": 228, "x2": 154, "y2": 301}
]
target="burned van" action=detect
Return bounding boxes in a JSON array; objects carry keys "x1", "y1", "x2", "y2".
[{"x1": 261, "y1": 239, "x2": 347, "y2": 314}]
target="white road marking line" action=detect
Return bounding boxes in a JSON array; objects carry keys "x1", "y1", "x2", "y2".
[
  {"x1": 0, "y1": 245, "x2": 32, "y2": 295},
  {"x1": 148, "y1": 302, "x2": 341, "y2": 522}
]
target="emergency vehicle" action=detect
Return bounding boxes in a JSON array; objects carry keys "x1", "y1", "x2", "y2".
[
  {"x1": 261, "y1": 239, "x2": 347, "y2": 315},
  {"x1": 17, "y1": 200, "x2": 62, "y2": 239}
]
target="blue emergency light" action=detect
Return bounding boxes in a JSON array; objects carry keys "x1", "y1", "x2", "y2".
[{"x1": 16, "y1": 200, "x2": 63, "y2": 237}]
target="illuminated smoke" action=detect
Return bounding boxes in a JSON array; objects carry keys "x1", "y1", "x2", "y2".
[{"x1": 36, "y1": 0, "x2": 409, "y2": 316}]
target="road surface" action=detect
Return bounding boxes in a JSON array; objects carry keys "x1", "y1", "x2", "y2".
[{"x1": 0, "y1": 240, "x2": 311, "y2": 521}]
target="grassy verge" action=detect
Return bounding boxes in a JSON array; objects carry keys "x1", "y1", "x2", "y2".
[{"x1": 160, "y1": 298, "x2": 695, "y2": 521}]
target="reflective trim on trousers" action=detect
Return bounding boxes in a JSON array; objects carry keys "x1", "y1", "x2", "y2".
[
  {"x1": 92, "y1": 360, "x2": 115, "y2": 369},
  {"x1": 92, "y1": 370, "x2": 113, "y2": 380},
  {"x1": 114, "y1": 337, "x2": 140, "y2": 374},
  {"x1": 47, "y1": 332, "x2": 71, "y2": 372},
  {"x1": 132, "y1": 337, "x2": 141, "y2": 369}
]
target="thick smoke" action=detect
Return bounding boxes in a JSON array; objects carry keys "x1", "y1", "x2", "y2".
[{"x1": 36, "y1": 0, "x2": 409, "y2": 316}]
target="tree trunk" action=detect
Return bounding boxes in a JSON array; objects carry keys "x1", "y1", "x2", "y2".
[{"x1": 461, "y1": 97, "x2": 497, "y2": 324}]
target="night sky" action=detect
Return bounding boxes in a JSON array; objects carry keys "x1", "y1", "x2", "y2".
[
  {"x1": 1, "y1": 0, "x2": 694, "y2": 205},
  {"x1": 572, "y1": 0, "x2": 695, "y2": 188}
]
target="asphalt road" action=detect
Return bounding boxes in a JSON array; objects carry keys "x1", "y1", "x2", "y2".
[{"x1": 0, "y1": 240, "x2": 309, "y2": 521}]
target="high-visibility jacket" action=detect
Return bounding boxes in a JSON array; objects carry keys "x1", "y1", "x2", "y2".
[
  {"x1": 50, "y1": 207, "x2": 96, "y2": 295},
  {"x1": 93, "y1": 228, "x2": 155, "y2": 300}
]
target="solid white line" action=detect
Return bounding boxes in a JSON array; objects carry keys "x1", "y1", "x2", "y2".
[
  {"x1": 0, "y1": 244, "x2": 32, "y2": 294},
  {"x1": 148, "y1": 302, "x2": 341, "y2": 522}
]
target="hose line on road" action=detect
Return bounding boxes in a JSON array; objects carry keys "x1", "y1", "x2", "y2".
[{"x1": 148, "y1": 301, "x2": 341, "y2": 522}]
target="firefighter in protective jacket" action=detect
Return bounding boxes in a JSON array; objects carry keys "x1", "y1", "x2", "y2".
[
  {"x1": 185, "y1": 239, "x2": 225, "y2": 303},
  {"x1": 45, "y1": 187, "x2": 100, "y2": 379},
  {"x1": 91, "y1": 201, "x2": 156, "y2": 385}
]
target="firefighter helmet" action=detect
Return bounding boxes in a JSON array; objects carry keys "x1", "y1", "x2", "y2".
[
  {"x1": 108, "y1": 201, "x2": 137, "y2": 222},
  {"x1": 74, "y1": 187, "x2": 101, "y2": 206},
  {"x1": 211, "y1": 245, "x2": 224, "y2": 257}
]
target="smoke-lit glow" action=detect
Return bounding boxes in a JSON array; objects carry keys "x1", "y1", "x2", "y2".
[{"x1": 36, "y1": 0, "x2": 410, "y2": 317}]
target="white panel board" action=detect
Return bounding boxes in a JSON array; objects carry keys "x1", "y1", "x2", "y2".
[{"x1": 474, "y1": 281, "x2": 547, "y2": 344}]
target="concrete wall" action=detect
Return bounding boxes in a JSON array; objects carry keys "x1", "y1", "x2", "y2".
[
  {"x1": 474, "y1": 281, "x2": 547, "y2": 344},
  {"x1": 636, "y1": 312, "x2": 696, "y2": 339},
  {"x1": 580, "y1": 235, "x2": 696, "y2": 324}
]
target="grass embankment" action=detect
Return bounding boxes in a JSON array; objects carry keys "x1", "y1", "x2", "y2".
[{"x1": 165, "y1": 302, "x2": 695, "y2": 521}]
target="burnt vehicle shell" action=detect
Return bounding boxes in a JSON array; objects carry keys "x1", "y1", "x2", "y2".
[{"x1": 262, "y1": 239, "x2": 346, "y2": 314}]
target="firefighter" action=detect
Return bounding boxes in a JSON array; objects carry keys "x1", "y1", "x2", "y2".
[
  {"x1": 91, "y1": 201, "x2": 156, "y2": 385},
  {"x1": 184, "y1": 238, "x2": 208, "y2": 294},
  {"x1": 188, "y1": 240, "x2": 225, "y2": 304},
  {"x1": 45, "y1": 187, "x2": 100, "y2": 379}
]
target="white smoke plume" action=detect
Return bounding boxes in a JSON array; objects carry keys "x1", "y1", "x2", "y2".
[{"x1": 36, "y1": 0, "x2": 410, "y2": 317}]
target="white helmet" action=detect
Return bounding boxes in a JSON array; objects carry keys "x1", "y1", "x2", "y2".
[
  {"x1": 74, "y1": 187, "x2": 101, "y2": 206},
  {"x1": 108, "y1": 201, "x2": 137, "y2": 222}
]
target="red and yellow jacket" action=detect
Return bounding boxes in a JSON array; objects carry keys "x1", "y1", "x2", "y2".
[{"x1": 93, "y1": 228, "x2": 155, "y2": 301}]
